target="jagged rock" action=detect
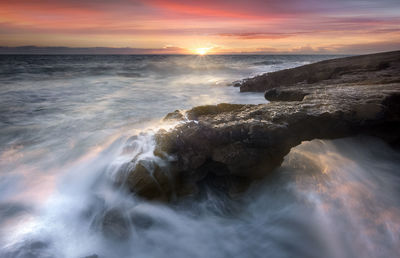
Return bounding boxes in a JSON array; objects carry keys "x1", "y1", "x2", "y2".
[{"x1": 125, "y1": 51, "x2": 400, "y2": 201}]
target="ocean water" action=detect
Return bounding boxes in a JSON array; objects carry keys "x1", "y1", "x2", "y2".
[{"x1": 1, "y1": 55, "x2": 399, "y2": 258}]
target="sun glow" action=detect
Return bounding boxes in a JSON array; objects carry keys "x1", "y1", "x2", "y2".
[{"x1": 195, "y1": 47, "x2": 211, "y2": 55}]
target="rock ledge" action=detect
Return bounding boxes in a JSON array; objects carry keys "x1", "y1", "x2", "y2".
[{"x1": 124, "y1": 51, "x2": 400, "y2": 201}]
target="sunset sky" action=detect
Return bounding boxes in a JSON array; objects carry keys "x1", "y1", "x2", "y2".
[{"x1": 1, "y1": 0, "x2": 399, "y2": 54}]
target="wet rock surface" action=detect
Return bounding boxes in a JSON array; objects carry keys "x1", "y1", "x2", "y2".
[{"x1": 126, "y1": 51, "x2": 400, "y2": 201}]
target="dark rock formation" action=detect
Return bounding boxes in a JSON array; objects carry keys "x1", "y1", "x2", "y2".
[
  {"x1": 238, "y1": 50, "x2": 400, "y2": 92},
  {"x1": 264, "y1": 88, "x2": 309, "y2": 101},
  {"x1": 125, "y1": 51, "x2": 400, "y2": 201}
]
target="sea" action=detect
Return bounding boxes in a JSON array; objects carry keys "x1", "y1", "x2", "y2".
[{"x1": 0, "y1": 54, "x2": 399, "y2": 258}]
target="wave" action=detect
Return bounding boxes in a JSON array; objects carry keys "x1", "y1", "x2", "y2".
[
  {"x1": 253, "y1": 60, "x2": 284, "y2": 65},
  {"x1": 1, "y1": 135, "x2": 399, "y2": 258}
]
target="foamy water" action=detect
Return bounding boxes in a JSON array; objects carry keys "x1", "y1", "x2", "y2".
[{"x1": 2, "y1": 54, "x2": 399, "y2": 258}]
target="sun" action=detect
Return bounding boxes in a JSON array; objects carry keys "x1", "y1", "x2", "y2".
[{"x1": 195, "y1": 47, "x2": 210, "y2": 56}]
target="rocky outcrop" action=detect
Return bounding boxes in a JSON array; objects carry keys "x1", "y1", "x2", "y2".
[
  {"x1": 125, "y1": 51, "x2": 400, "y2": 201},
  {"x1": 264, "y1": 88, "x2": 309, "y2": 101},
  {"x1": 125, "y1": 161, "x2": 173, "y2": 201},
  {"x1": 238, "y1": 50, "x2": 400, "y2": 92}
]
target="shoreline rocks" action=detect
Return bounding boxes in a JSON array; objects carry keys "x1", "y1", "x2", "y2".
[
  {"x1": 125, "y1": 50, "x2": 400, "y2": 201},
  {"x1": 238, "y1": 50, "x2": 400, "y2": 92}
]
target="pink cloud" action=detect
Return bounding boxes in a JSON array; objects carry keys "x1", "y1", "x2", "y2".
[{"x1": 0, "y1": 0, "x2": 399, "y2": 53}]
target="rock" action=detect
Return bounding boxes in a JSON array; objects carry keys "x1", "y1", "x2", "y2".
[
  {"x1": 198, "y1": 172, "x2": 252, "y2": 197},
  {"x1": 238, "y1": 50, "x2": 400, "y2": 92},
  {"x1": 126, "y1": 161, "x2": 171, "y2": 201},
  {"x1": 264, "y1": 88, "x2": 309, "y2": 101},
  {"x1": 130, "y1": 209, "x2": 154, "y2": 229},
  {"x1": 232, "y1": 80, "x2": 243, "y2": 87},
  {"x1": 186, "y1": 103, "x2": 246, "y2": 120},
  {"x1": 124, "y1": 51, "x2": 400, "y2": 201},
  {"x1": 163, "y1": 110, "x2": 184, "y2": 121},
  {"x1": 126, "y1": 162, "x2": 161, "y2": 199},
  {"x1": 100, "y1": 208, "x2": 130, "y2": 240}
]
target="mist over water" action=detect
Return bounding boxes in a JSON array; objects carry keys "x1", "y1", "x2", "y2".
[{"x1": 1, "y1": 54, "x2": 398, "y2": 258}]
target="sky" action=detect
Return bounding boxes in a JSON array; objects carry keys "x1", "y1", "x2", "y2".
[{"x1": 0, "y1": 0, "x2": 400, "y2": 54}]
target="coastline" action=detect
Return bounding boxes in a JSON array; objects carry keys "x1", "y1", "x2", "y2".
[{"x1": 123, "y1": 50, "x2": 400, "y2": 201}]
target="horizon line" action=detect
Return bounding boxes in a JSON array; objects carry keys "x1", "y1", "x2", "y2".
[{"x1": 1, "y1": 45, "x2": 397, "y2": 56}]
